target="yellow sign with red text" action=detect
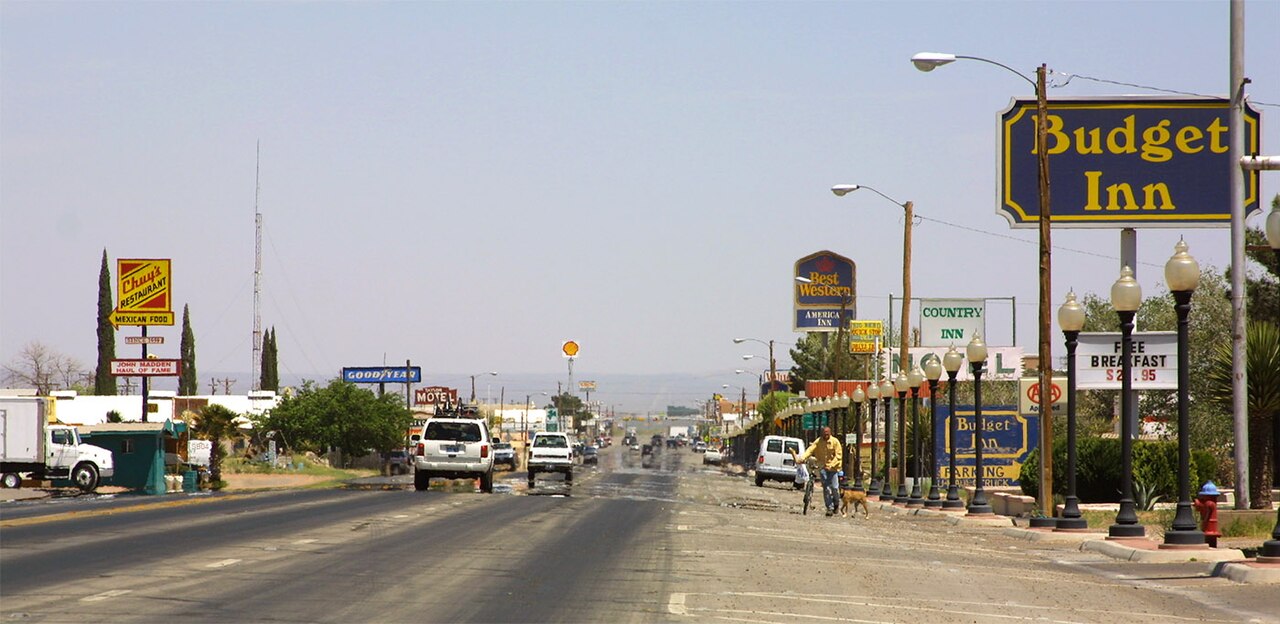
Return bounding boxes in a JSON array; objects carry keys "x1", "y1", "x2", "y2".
[{"x1": 111, "y1": 259, "x2": 173, "y2": 328}]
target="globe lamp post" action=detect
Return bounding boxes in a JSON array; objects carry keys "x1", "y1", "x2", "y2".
[
  {"x1": 923, "y1": 355, "x2": 943, "y2": 508},
  {"x1": 1161, "y1": 241, "x2": 1207, "y2": 548},
  {"x1": 866, "y1": 382, "x2": 882, "y2": 497},
  {"x1": 893, "y1": 372, "x2": 910, "y2": 505},
  {"x1": 880, "y1": 378, "x2": 895, "y2": 500},
  {"x1": 907, "y1": 365, "x2": 926, "y2": 508},
  {"x1": 852, "y1": 386, "x2": 866, "y2": 491},
  {"x1": 942, "y1": 345, "x2": 966, "y2": 510},
  {"x1": 966, "y1": 334, "x2": 993, "y2": 516},
  {"x1": 1108, "y1": 266, "x2": 1146, "y2": 539},
  {"x1": 1055, "y1": 290, "x2": 1089, "y2": 530}
]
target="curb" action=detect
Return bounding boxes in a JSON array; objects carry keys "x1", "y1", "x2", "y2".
[
  {"x1": 1080, "y1": 538, "x2": 1246, "y2": 563},
  {"x1": 1003, "y1": 527, "x2": 1106, "y2": 543},
  {"x1": 944, "y1": 514, "x2": 1015, "y2": 527},
  {"x1": 1214, "y1": 561, "x2": 1280, "y2": 584}
]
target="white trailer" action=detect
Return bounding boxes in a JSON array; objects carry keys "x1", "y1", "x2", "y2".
[{"x1": 1, "y1": 397, "x2": 115, "y2": 492}]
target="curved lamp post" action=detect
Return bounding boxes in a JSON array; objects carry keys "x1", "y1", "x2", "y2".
[
  {"x1": 1162, "y1": 241, "x2": 1207, "y2": 548},
  {"x1": 942, "y1": 346, "x2": 966, "y2": 510},
  {"x1": 866, "y1": 382, "x2": 882, "y2": 496},
  {"x1": 1265, "y1": 210, "x2": 1280, "y2": 563},
  {"x1": 879, "y1": 378, "x2": 895, "y2": 500},
  {"x1": 1109, "y1": 266, "x2": 1146, "y2": 539},
  {"x1": 469, "y1": 371, "x2": 498, "y2": 403},
  {"x1": 852, "y1": 386, "x2": 866, "y2": 490},
  {"x1": 966, "y1": 334, "x2": 993, "y2": 516},
  {"x1": 893, "y1": 372, "x2": 910, "y2": 504},
  {"x1": 907, "y1": 365, "x2": 926, "y2": 507},
  {"x1": 734, "y1": 337, "x2": 781, "y2": 395},
  {"x1": 923, "y1": 355, "x2": 943, "y2": 508},
  {"x1": 1056, "y1": 291, "x2": 1089, "y2": 530}
]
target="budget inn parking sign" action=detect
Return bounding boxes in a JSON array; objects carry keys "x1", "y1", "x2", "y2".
[{"x1": 999, "y1": 96, "x2": 1261, "y2": 228}]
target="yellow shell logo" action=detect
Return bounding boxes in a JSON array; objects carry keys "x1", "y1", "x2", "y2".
[{"x1": 562, "y1": 340, "x2": 580, "y2": 357}]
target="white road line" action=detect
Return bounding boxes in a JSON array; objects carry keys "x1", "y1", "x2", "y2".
[
  {"x1": 81, "y1": 590, "x2": 132, "y2": 602},
  {"x1": 293, "y1": 538, "x2": 318, "y2": 545},
  {"x1": 206, "y1": 558, "x2": 241, "y2": 568},
  {"x1": 392, "y1": 514, "x2": 409, "y2": 519},
  {"x1": 667, "y1": 593, "x2": 688, "y2": 616}
]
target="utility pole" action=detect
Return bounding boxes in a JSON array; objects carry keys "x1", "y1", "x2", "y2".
[
  {"x1": 208, "y1": 378, "x2": 218, "y2": 395},
  {"x1": 221, "y1": 378, "x2": 236, "y2": 395}
]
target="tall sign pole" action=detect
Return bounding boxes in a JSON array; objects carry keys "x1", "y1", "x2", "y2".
[
  {"x1": 1035, "y1": 64, "x2": 1055, "y2": 518},
  {"x1": 1227, "y1": 0, "x2": 1249, "y2": 509}
]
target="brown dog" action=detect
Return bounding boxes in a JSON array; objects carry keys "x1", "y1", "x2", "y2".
[{"x1": 839, "y1": 487, "x2": 870, "y2": 519}]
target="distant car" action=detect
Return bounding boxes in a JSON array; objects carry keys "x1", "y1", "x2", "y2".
[
  {"x1": 387, "y1": 450, "x2": 412, "y2": 475},
  {"x1": 629, "y1": 443, "x2": 641, "y2": 451},
  {"x1": 582, "y1": 446, "x2": 599, "y2": 465},
  {"x1": 492, "y1": 442, "x2": 517, "y2": 470},
  {"x1": 703, "y1": 448, "x2": 723, "y2": 465},
  {"x1": 693, "y1": 441, "x2": 707, "y2": 453}
]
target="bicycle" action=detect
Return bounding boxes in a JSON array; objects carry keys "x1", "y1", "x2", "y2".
[{"x1": 800, "y1": 459, "x2": 817, "y2": 515}]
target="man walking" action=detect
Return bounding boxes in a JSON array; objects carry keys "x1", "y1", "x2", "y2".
[{"x1": 793, "y1": 426, "x2": 843, "y2": 516}]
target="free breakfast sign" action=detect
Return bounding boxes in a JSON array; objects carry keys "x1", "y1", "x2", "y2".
[
  {"x1": 793, "y1": 250, "x2": 856, "y2": 332},
  {"x1": 999, "y1": 97, "x2": 1262, "y2": 229},
  {"x1": 935, "y1": 405, "x2": 1037, "y2": 488}
]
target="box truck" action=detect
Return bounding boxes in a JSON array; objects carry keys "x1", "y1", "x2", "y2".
[{"x1": 1, "y1": 397, "x2": 115, "y2": 492}]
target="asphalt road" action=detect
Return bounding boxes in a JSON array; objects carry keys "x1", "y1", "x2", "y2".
[{"x1": 2, "y1": 443, "x2": 1276, "y2": 623}]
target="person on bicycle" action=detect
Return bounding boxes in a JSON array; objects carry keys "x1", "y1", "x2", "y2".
[{"x1": 792, "y1": 426, "x2": 843, "y2": 516}]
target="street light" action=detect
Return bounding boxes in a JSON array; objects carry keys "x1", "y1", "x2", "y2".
[
  {"x1": 923, "y1": 354, "x2": 943, "y2": 508},
  {"x1": 469, "y1": 371, "x2": 498, "y2": 403},
  {"x1": 865, "y1": 381, "x2": 882, "y2": 496},
  {"x1": 879, "y1": 378, "x2": 895, "y2": 501},
  {"x1": 942, "y1": 345, "x2": 966, "y2": 510},
  {"x1": 831, "y1": 184, "x2": 914, "y2": 380},
  {"x1": 913, "y1": 52, "x2": 1057, "y2": 518},
  {"x1": 1056, "y1": 291, "x2": 1089, "y2": 530},
  {"x1": 893, "y1": 372, "x2": 910, "y2": 505},
  {"x1": 1109, "y1": 266, "x2": 1145, "y2": 539},
  {"x1": 852, "y1": 386, "x2": 866, "y2": 491},
  {"x1": 734, "y1": 338, "x2": 782, "y2": 395},
  {"x1": 907, "y1": 365, "x2": 926, "y2": 508},
  {"x1": 1265, "y1": 207, "x2": 1280, "y2": 563},
  {"x1": 966, "y1": 334, "x2": 994, "y2": 516},
  {"x1": 1161, "y1": 241, "x2": 1207, "y2": 548}
]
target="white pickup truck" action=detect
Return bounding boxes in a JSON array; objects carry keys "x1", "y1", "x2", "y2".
[
  {"x1": 1, "y1": 397, "x2": 115, "y2": 492},
  {"x1": 526, "y1": 431, "x2": 573, "y2": 488}
]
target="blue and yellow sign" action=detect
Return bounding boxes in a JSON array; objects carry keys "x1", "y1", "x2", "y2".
[
  {"x1": 794, "y1": 250, "x2": 856, "y2": 331},
  {"x1": 1000, "y1": 97, "x2": 1261, "y2": 229},
  {"x1": 934, "y1": 405, "x2": 1038, "y2": 487}
]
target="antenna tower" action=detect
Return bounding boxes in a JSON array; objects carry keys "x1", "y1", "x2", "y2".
[{"x1": 252, "y1": 142, "x2": 263, "y2": 391}]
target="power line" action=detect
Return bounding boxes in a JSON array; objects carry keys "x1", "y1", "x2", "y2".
[
  {"x1": 913, "y1": 213, "x2": 1164, "y2": 268},
  {"x1": 1050, "y1": 70, "x2": 1277, "y2": 108}
]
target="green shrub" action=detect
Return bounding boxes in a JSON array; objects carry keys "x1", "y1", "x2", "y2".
[{"x1": 1019, "y1": 437, "x2": 1217, "y2": 503}]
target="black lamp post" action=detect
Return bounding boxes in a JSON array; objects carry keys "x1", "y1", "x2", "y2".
[
  {"x1": 894, "y1": 372, "x2": 910, "y2": 505},
  {"x1": 923, "y1": 355, "x2": 943, "y2": 508},
  {"x1": 942, "y1": 346, "x2": 966, "y2": 510},
  {"x1": 1162, "y1": 239, "x2": 1207, "y2": 548},
  {"x1": 1263, "y1": 208, "x2": 1280, "y2": 563},
  {"x1": 866, "y1": 382, "x2": 882, "y2": 497},
  {"x1": 1055, "y1": 291, "x2": 1089, "y2": 530},
  {"x1": 966, "y1": 334, "x2": 993, "y2": 516},
  {"x1": 852, "y1": 387, "x2": 866, "y2": 491},
  {"x1": 908, "y1": 365, "x2": 926, "y2": 508},
  {"x1": 1109, "y1": 266, "x2": 1146, "y2": 539},
  {"x1": 880, "y1": 379, "x2": 895, "y2": 501}
]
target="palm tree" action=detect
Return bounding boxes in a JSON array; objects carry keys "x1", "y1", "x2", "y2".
[
  {"x1": 1207, "y1": 321, "x2": 1280, "y2": 508},
  {"x1": 192, "y1": 404, "x2": 241, "y2": 486}
]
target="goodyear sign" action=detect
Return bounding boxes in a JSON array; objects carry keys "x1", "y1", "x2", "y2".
[
  {"x1": 342, "y1": 366, "x2": 422, "y2": 384},
  {"x1": 111, "y1": 259, "x2": 174, "y2": 327},
  {"x1": 935, "y1": 405, "x2": 1038, "y2": 487},
  {"x1": 794, "y1": 250, "x2": 856, "y2": 332},
  {"x1": 1000, "y1": 97, "x2": 1261, "y2": 229}
]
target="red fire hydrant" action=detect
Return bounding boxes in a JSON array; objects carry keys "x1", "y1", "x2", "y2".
[{"x1": 1193, "y1": 481, "x2": 1222, "y2": 548}]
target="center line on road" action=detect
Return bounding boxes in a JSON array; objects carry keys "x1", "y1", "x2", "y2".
[
  {"x1": 207, "y1": 558, "x2": 242, "y2": 568},
  {"x1": 81, "y1": 590, "x2": 132, "y2": 602},
  {"x1": 667, "y1": 593, "x2": 688, "y2": 616},
  {"x1": 293, "y1": 539, "x2": 318, "y2": 545}
]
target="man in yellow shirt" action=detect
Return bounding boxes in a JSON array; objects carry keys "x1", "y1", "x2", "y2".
[{"x1": 792, "y1": 426, "x2": 843, "y2": 516}]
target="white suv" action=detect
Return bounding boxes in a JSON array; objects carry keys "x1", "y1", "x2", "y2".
[
  {"x1": 413, "y1": 418, "x2": 495, "y2": 493},
  {"x1": 754, "y1": 435, "x2": 805, "y2": 488},
  {"x1": 526, "y1": 431, "x2": 573, "y2": 488}
]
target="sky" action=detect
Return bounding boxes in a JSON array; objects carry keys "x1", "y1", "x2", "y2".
[{"x1": 3, "y1": 1, "x2": 1278, "y2": 411}]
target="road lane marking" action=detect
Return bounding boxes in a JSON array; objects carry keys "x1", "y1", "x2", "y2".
[
  {"x1": 207, "y1": 558, "x2": 241, "y2": 568},
  {"x1": 667, "y1": 593, "x2": 687, "y2": 616},
  {"x1": 293, "y1": 539, "x2": 318, "y2": 545},
  {"x1": 81, "y1": 590, "x2": 132, "y2": 602}
]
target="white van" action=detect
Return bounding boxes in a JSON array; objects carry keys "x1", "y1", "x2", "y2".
[{"x1": 754, "y1": 435, "x2": 805, "y2": 488}]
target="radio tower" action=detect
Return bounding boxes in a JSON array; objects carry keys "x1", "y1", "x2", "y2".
[{"x1": 252, "y1": 142, "x2": 262, "y2": 392}]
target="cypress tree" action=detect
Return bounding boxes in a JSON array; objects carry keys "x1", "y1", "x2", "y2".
[
  {"x1": 94, "y1": 249, "x2": 117, "y2": 395},
  {"x1": 179, "y1": 304, "x2": 197, "y2": 395},
  {"x1": 262, "y1": 326, "x2": 279, "y2": 392}
]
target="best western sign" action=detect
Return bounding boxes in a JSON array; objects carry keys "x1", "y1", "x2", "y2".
[
  {"x1": 1000, "y1": 97, "x2": 1262, "y2": 228},
  {"x1": 918, "y1": 299, "x2": 985, "y2": 346},
  {"x1": 793, "y1": 250, "x2": 856, "y2": 332}
]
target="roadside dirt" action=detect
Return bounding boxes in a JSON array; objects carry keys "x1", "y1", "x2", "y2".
[{"x1": 221, "y1": 473, "x2": 329, "y2": 490}]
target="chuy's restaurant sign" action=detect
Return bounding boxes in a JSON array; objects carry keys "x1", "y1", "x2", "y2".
[
  {"x1": 794, "y1": 250, "x2": 856, "y2": 332},
  {"x1": 1000, "y1": 97, "x2": 1261, "y2": 229}
]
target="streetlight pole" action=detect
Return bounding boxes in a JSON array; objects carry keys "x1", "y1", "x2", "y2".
[
  {"x1": 879, "y1": 379, "x2": 894, "y2": 502},
  {"x1": 866, "y1": 382, "x2": 881, "y2": 497},
  {"x1": 907, "y1": 365, "x2": 926, "y2": 508},
  {"x1": 893, "y1": 372, "x2": 910, "y2": 505},
  {"x1": 966, "y1": 334, "x2": 993, "y2": 516},
  {"x1": 1109, "y1": 267, "x2": 1146, "y2": 539},
  {"x1": 923, "y1": 355, "x2": 943, "y2": 508},
  {"x1": 1056, "y1": 291, "x2": 1089, "y2": 530},
  {"x1": 942, "y1": 346, "x2": 965, "y2": 510},
  {"x1": 912, "y1": 53, "x2": 1056, "y2": 517},
  {"x1": 469, "y1": 371, "x2": 497, "y2": 404},
  {"x1": 1162, "y1": 241, "x2": 1207, "y2": 548},
  {"x1": 852, "y1": 386, "x2": 866, "y2": 491},
  {"x1": 734, "y1": 338, "x2": 781, "y2": 396}
]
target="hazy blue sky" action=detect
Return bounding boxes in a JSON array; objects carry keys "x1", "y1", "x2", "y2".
[{"x1": 3, "y1": 1, "x2": 1278, "y2": 406}]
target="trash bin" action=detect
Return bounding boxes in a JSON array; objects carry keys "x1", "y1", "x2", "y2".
[{"x1": 182, "y1": 470, "x2": 198, "y2": 493}]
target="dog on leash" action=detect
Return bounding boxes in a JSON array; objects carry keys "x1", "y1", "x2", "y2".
[{"x1": 839, "y1": 487, "x2": 870, "y2": 519}]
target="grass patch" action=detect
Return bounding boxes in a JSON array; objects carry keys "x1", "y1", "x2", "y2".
[
  {"x1": 222, "y1": 457, "x2": 376, "y2": 483},
  {"x1": 1078, "y1": 508, "x2": 1175, "y2": 534},
  {"x1": 1221, "y1": 514, "x2": 1277, "y2": 539}
]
